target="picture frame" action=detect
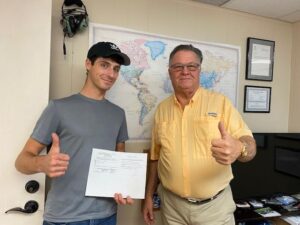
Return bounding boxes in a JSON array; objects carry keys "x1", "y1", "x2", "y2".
[
  {"x1": 246, "y1": 37, "x2": 275, "y2": 81},
  {"x1": 244, "y1": 85, "x2": 271, "y2": 113}
]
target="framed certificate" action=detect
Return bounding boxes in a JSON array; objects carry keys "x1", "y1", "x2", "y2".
[
  {"x1": 246, "y1": 37, "x2": 275, "y2": 81},
  {"x1": 244, "y1": 85, "x2": 271, "y2": 113}
]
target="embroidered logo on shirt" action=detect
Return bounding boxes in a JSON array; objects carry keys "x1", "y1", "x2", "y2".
[{"x1": 207, "y1": 112, "x2": 218, "y2": 117}]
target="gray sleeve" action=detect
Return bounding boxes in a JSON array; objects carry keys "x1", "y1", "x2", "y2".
[
  {"x1": 31, "y1": 100, "x2": 60, "y2": 145},
  {"x1": 117, "y1": 110, "x2": 129, "y2": 143}
]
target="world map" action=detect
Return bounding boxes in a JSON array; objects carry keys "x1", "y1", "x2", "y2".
[{"x1": 90, "y1": 24, "x2": 240, "y2": 140}]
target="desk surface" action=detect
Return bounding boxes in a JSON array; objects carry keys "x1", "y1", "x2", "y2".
[
  {"x1": 234, "y1": 194, "x2": 300, "y2": 224},
  {"x1": 268, "y1": 217, "x2": 290, "y2": 225},
  {"x1": 235, "y1": 207, "x2": 300, "y2": 223}
]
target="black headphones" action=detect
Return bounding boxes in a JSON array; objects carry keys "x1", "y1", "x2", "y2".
[
  {"x1": 60, "y1": 0, "x2": 88, "y2": 55},
  {"x1": 60, "y1": 0, "x2": 88, "y2": 38}
]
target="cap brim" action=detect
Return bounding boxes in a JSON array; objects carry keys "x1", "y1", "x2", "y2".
[{"x1": 107, "y1": 53, "x2": 131, "y2": 66}]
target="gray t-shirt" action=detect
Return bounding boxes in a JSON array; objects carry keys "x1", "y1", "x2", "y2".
[{"x1": 31, "y1": 94, "x2": 128, "y2": 223}]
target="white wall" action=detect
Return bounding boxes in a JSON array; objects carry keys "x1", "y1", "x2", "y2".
[
  {"x1": 289, "y1": 22, "x2": 300, "y2": 132},
  {"x1": 0, "y1": 0, "x2": 52, "y2": 224}
]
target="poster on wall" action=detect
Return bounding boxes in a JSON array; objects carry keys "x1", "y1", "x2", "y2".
[{"x1": 90, "y1": 23, "x2": 240, "y2": 140}]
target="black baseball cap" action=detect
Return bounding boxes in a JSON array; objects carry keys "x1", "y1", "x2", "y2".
[{"x1": 87, "y1": 42, "x2": 130, "y2": 66}]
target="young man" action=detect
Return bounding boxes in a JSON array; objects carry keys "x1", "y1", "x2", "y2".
[
  {"x1": 15, "y1": 42, "x2": 133, "y2": 225},
  {"x1": 143, "y1": 44, "x2": 257, "y2": 225}
]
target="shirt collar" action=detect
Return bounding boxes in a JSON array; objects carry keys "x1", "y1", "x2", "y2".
[
  {"x1": 191, "y1": 88, "x2": 201, "y2": 103},
  {"x1": 172, "y1": 87, "x2": 202, "y2": 106}
]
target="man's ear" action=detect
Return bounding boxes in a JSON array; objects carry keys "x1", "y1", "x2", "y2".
[
  {"x1": 85, "y1": 59, "x2": 92, "y2": 75},
  {"x1": 85, "y1": 58, "x2": 91, "y2": 68}
]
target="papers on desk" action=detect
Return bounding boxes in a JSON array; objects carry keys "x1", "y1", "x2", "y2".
[
  {"x1": 281, "y1": 215, "x2": 300, "y2": 225},
  {"x1": 292, "y1": 193, "x2": 300, "y2": 201},
  {"x1": 275, "y1": 195, "x2": 298, "y2": 206},
  {"x1": 85, "y1": 148, "x2": 147, "y2": 199},
  {"x1": 254, "y1": 207, "x2": 281, "y2": 217},
  {"x1": 236, "y1": 200, "x2": 250, "y2": 208}
]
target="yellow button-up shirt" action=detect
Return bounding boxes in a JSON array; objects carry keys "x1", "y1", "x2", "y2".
[{"x1": 150, "y1": 88, "x2": 253, "y2": 199}]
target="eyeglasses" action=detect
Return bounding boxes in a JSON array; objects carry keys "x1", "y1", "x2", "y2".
[{"x1": 169, "y1": 63, "x2": 200, "y2": 72}]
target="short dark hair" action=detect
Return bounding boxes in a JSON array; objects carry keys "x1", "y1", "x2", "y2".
[
  {"x1": 169, "y1": 44, "x2": 203, "y2": 64},
  {"x1": 88, "y1": 55, "x2": 123, "y2": 65}
]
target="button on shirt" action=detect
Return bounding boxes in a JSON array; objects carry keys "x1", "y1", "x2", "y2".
[{"x1": 150, "y1": 88, "x2": 252, "y2": 199}]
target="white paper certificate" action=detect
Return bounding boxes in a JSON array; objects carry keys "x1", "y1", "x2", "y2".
[
  {"x1": 251, "y1": 43, "x2": 271, "y2": 76},
  {"x1": 85, "y1": 148, "x2": 147, "y2": 199}
]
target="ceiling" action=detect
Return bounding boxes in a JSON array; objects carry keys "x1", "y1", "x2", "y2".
[{"x1": 191, "y1": 0, "x2": 300, "y2": 23}]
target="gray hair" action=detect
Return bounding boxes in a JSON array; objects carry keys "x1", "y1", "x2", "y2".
[{"x1": 169, "y1": 44, "x2": 203, "y2": 64}]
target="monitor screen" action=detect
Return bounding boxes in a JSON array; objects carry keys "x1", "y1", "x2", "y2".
[
  {"x1": 231, "y1": 133, "x2": 300, "y2": 199},
  {"x1": 275, "y1": 147, "x2": 300, "y2": 178}
]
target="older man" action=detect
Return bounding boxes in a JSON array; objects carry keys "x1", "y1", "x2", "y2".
[{"x1": 143, "y1": 44, "x2": 256, "y2": 225}]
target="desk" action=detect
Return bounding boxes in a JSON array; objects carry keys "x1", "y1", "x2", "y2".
[
  {"x1": 234, "y1": 194, "x2": 300, "y2": 225},
  {"x1": 236, "y1": 217, "x2": 291, "y2": 225},
  {"x1": 235, "y1": 208, "x2": 295, "y2": 224},
  {"x1": 268, "y1": 217, "x2": 290, "y2": 225}
]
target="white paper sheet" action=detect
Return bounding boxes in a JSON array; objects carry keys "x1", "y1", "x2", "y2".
[
  {"x1": 251, "y1": 43, "x2": 271, "y2": 76},
  {"x1": 85, "y1": 148, "x2": 147, "y2": 199}
]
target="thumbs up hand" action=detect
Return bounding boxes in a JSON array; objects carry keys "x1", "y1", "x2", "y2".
[
  {"x1": 211, "y1": 121, "x2": 242, "y2": 165},
  {"x1": 43, "y1": 133, "x2": 70, "y2": 177}
]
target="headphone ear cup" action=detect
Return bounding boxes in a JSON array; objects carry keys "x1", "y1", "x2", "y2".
[
  {"x1": 68, "y1": 16, "x2": 77, "y2": 34},
  {"x1": 61, "y1": 2, "x2": 88, "y2": 38},
  {"x1": 61, "y1": 15, "x2": 75, "y2": 37},
  {"x1": 72, "y1": 14, "x2": 88, "y2": 32},
  {"x1": 79, "y1": 16, "x2": 88, "y2": 30}
]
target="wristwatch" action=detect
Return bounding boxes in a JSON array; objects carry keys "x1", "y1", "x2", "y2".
[{"x1": 240, "y1": 142, "x2": 248, "y2": 158}]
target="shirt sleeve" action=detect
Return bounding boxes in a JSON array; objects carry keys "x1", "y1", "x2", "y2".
[
  {"x1": 116, "y1": 109, "x2": 129, "y2": 143},
  {"x1": 31, "y1": 100, "x2": 60, "y2": 145}
]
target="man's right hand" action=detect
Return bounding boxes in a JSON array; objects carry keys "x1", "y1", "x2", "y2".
[
  {"x1": 143, "y1": 196, "x2": 155, "y2": 225},
  {"x1": 43, "y1": 133, "x2": 70, "y2": 177}
]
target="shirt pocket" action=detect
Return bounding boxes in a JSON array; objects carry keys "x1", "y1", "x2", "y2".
[
  {"x1": 194, "y1": 116, "x2": 221, "y2": 142},
  {"x1": 157, "y1": 121, "x2": 176, "y2": 151}
]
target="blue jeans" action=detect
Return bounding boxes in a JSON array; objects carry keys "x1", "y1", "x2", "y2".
[{"x1": 42, "y1": 214, "x2": 117, "y2": 225}]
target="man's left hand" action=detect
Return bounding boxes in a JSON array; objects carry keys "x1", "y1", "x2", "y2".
[{"x1": 211, "y1": 121, "x2": 242, "y2": 165}]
